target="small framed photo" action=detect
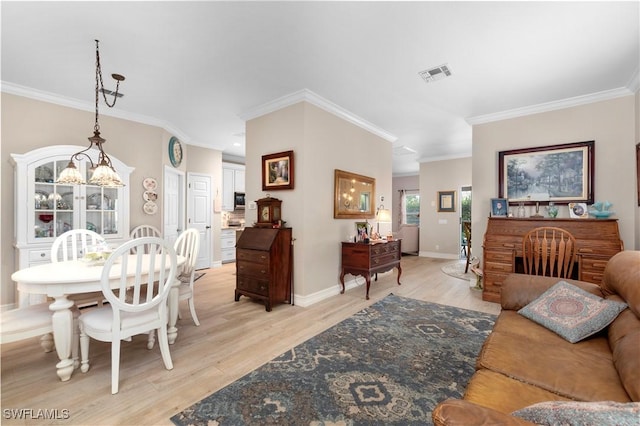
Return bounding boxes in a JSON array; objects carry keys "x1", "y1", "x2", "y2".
[
  {"x1": 437, "y1": 190, "x2": 456, "y2": 213},
  {"x1": 491, "y1": 198, "x2": 508, "y2": 217},
  {"x1": 355, "y1": 221, "x2": 371, "y2": 242},
  {"x1": 262, "y1": 150, "x2": 294, "y2": 190},
  {"x1": 569, "y1": 202, "x2": 588, "y2": 218}
]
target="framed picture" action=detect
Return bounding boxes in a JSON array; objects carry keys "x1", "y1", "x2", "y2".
[
  {"x1": 491, "y1": 198, "x2": 508, "y2": 217},
  {"x1": 355, "y1": 221, "x2": 371, "y2": 242},
  {"x1": 498, "y1": 141, "x2": 594, "y2": 205},
  {"x1": 568, "y1": 202, "x2": 588, "y2": 219},
  {"x1": 262, "y1": 150, "x2": 294, "y2": 190},
  {"x1": 437, "y1": 190, "x2": 456, "y2": 213}
]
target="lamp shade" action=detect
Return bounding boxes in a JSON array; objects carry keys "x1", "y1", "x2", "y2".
[{"x1": 377, "y1": 208, "x2": 392, "y2": 223}]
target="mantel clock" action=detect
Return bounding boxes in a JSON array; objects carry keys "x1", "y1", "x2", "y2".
[{"x1": 255, "y1": 196, "x2": 282, "y2": 228}]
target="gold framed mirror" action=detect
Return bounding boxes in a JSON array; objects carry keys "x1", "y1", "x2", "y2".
[{"x1": 334, "y1": 169, "x2": 376, "y2": 219}]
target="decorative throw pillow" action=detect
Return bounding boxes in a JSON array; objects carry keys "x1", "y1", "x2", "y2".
[
  {"x1": 512, "y1": 401, "x2": 640, "y2": 426},
  {"x1": 518, "y1": 281, "x2": 627, "y2": 343}
]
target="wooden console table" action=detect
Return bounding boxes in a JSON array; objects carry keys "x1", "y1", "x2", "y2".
[
  {"x1": 340, "y1": 240, "x2": 402, "y2": 300},
  {"x1": 482, "y1": 217, "x2": 623, "y2": 303}
]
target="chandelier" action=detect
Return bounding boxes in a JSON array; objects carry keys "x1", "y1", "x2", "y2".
[{"x1": 57, "y1": 40, "x2": 125, "y2": 187}]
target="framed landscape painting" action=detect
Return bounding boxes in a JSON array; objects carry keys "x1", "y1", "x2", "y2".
[
  {"x1": 262, "y1": 150, "x2": 294, "y2": 190},
  {"x1": 498, "y1": 141, "x2": 594, "y2": 204}
]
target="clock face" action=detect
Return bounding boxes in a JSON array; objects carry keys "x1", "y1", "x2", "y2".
[{"x1": 261, "y1": 206, "x2": 270, "y2": 221}]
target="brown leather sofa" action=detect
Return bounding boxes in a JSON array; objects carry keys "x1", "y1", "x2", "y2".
[{"x1": 432, "y1": 250, "x2": 640, "y2": 425}]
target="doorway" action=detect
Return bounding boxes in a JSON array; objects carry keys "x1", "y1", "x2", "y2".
[
  {"x1": 459, "y1": 186, "x2": 472, "y2": 260},
  {"x1": 187, "y1": 172, "x2": 212, "y2": 269},
  {"x1": 163, "y1": 166, "x2": 185, "y2": 246}
]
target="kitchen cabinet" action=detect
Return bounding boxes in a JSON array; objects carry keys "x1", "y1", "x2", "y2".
[
  {"x1": 221, "y1": 162, "x2": 245, "y2": 211},
  {"x1": 221, "y1": 228, "x2": 237, "y2": 263}
]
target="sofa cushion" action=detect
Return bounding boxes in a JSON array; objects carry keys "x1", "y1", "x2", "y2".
[
  {"x1": 491, "y1": 311, "x2": 612, "y2": 358},
  {"x1": 512, "y1": 401, "x2": 640, "y2": 426},
  {"x1": 463, "y1": 369, "x2": 571, "y2": 414},
  {"x1": 476, "y1": 331, "x2": 631, "y2": 402},
  {"x1": 501, "y1": 274, "x2": 602, "y2": 311},
  {"x1": 518, "y1": 281, "x2": 627, "y2": 343}
]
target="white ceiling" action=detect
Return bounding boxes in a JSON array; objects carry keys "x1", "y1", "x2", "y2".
[{"x1": 2, "y1": 2, "x2": 638, "y2": 175}]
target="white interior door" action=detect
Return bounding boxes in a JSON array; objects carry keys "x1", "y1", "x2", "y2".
[
  {"x1": 187, "y1": 173, "x2": 212, "y2": 269},
  {"x1": 163, "y1": 166, "x2": 185, "y2": 246}
]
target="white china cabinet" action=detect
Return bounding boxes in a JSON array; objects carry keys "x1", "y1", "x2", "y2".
[{"x1": 11, "y1": 146, "x2": 133, "y2": 304}]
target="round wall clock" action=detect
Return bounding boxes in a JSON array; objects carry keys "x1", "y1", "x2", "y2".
[{"x1": 168, "y1": 136, "x2": 183, "y2": 168}]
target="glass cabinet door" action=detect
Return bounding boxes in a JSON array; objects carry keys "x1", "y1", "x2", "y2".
[
  {"x1": 33, "y1": 161, "x2": 76, "y2": 240},
  {"x1": 85, "y1": 186, "x2": 120, "y2": 235}
]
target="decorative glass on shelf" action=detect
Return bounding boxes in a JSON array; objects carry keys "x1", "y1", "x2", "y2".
[{"x1": 33, "y1": 161, "x2": 76, "y2": 239}]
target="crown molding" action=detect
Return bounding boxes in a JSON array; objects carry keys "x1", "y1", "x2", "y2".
[
  {"x1": 466, "y1": 86, "x2": 635, "y2": 125},
  {"x1": 0, "y1": 81, "x2": 206, "y2": 148},
  {"x1": 418, "y1": 152, "x2": 472, "y2": 164},
  {"x1": 238, "y1": 88, "x2": 398, "y2": 143}
]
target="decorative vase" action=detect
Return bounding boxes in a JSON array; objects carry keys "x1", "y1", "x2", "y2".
[
  {"x1": 517, "y1": 202, "x2": 526, "y2": 218},
  {"x1": 547, "y1": 202, "x2": 558, "y2": 218}
]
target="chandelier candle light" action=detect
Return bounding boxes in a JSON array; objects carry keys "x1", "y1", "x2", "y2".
[{"x1": 57, "y1": 40, "x2": 125, "y2": 187}]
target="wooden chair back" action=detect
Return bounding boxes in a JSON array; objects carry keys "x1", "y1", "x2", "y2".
[{"x1": 522, "y1": 226, "x2": 577, "y2": 278}]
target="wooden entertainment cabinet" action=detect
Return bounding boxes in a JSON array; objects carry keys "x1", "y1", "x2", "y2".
[{"x1": 482, "y1": 217, "x2": 623, "y2": 303}]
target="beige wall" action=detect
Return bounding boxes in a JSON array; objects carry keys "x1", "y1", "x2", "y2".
[
  {"x1": 0, "y1": 93, "x2": 223, "y2": 306},
  {"x1": 472, "y1": 95, "x2": 639, "y2": 262},
  {"x1": 245, "y1": 101, "x2": 392, "y2": 304},
  {"x1": 419, "y1": 157, "x2": 472, "y2": 258}
]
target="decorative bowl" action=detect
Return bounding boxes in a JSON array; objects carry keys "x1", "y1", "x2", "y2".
[{"x1": 588, "y1": 210, "x2": 614, "y2": 219}]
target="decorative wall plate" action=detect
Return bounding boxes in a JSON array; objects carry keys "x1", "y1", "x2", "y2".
[
  {"x1": 143, "y1": 177, "x2": 158, "y2": 191},
  {"x1": 143, "y1": 191, "x2": 158, "y2": 202},
  {"x1": 143, "y1": 201, "x2": 158, "y2": 215}
]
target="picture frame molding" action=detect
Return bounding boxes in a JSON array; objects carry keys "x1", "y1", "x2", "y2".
[
  {"x1": 498, "y1": 141, "x2": 594, "y2": 205},
  {"x1": 262, "y1": 150, "x2": 294, "y2": 190},
  {"x1": 437, "y1": 190, "x2": 456, "y2": 213}
]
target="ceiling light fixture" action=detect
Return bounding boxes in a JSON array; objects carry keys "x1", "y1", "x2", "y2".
[{"x1": 57, "y1": 40, "x2": 126, "y2": 187}]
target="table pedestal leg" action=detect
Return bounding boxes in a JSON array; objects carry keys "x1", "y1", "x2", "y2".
[
  {"x1": 49, "y1": 296, "x2": 76, "y2": 381},
  {"x1": 168, "y1": 279, "x2": 179, "y2": 345}
]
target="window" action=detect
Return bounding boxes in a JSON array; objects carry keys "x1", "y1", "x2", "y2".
[{"x1": 404, "y1": 190, "x2": 420, "y2": 225}]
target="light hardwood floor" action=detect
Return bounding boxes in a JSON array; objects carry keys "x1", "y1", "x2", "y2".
[{"x1": 1, "y1": 255, "x2": 500, "y2": 425}]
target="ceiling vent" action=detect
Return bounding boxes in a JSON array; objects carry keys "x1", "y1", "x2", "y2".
[{"x1": 418, "y1": 64, "x2": 452, "y2": 83}]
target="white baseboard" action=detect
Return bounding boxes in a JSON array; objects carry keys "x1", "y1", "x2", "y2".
[{"x1": 293, "y1": 277, "x2": 363, "y2": 307}]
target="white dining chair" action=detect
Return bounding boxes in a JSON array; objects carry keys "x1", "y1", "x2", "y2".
[
  {"x1": 174, "y1": 228, "x2": 201, "y2": 326},
  {"x1": 52, "y1": 229, "x2": 106, "y2": 308},
  {"x1": 78, "y1": 237, "x2": 177, "y2": 394},
  {"x1": 146, "y1": 228, "x2": 201, "y2": 350},
  {"x1": 129, "y1": 225, "x2": 162, "y2": 254}
]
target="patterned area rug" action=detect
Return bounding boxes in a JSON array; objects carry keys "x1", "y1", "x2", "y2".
[
  {"x1": 441, "y1": 260, "x2": 475, "y2": 281},
  {"x1": 171, "y1": 294, "x2": 495, "y2": 426}
]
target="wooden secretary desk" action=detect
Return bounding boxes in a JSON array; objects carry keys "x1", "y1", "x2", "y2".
[
  {"x1": 235, "y1": 227, "x2": 293, "y2": 312},
  {"x1": 482, "y1": 217, "x2": 623, "y2": 303}
]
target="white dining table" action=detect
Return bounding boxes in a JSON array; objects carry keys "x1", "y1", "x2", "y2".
[{"x1": 10, "y1": 254, "x2": 186, "y2": 382}]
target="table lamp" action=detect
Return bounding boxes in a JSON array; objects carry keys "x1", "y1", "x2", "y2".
[{"x1": 376, "y1": 206, "x2": 392, "y2": 234}]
